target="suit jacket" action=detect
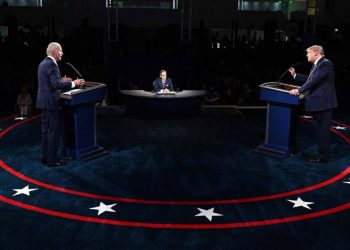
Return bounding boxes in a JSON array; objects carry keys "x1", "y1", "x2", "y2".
[
  {"x1": 153, "y1": 77, "x2": 174, "y2": 92},
  {"x1": 36, "y1": 57, "x2": 73, "y2": 110},
  {"x1": 296, "y1": 57, "x2": 337, "y2": 112}
]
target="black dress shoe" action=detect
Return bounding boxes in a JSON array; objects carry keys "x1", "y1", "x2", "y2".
[
  {"x1": 308, "y1": 156, "x2": 329, "y2": 163},
  {"x1": 47, "y1": 160, "x2": 66, "y2": 167}
]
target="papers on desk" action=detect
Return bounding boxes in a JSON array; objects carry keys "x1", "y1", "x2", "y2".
[
  {"x1": 156, "y1": 91, "x2": 176, "y2": 95},
  {"x1": 62, "y1": 89, "x2": 83, "y2": 95}
]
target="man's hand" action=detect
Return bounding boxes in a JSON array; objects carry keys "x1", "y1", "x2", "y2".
[
  {"x1": 290, "y1": 89, "x2": 299, "y2": 96},
  {"x1": 62, "y1": 75, "x2": 72, "y2": 81},
  {"x1": 289, "y1": 67, "x2": 296, "y2": 77},
  {"x1": 73, "y1": 79, "x2": 85, "y2": 87}
]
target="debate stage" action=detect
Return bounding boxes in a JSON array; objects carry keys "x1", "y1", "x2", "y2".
[{"x1": 0, "y1": 107, "x2": 350, "y2": 249}]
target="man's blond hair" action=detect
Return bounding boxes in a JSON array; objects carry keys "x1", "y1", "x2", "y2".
[{"x1": 306, "y1": 45, "x2": 324, "y2": 56}]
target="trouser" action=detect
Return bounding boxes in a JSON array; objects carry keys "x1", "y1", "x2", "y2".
[
  {"x1": 20, "y1": 105, "x2": 29, "y2": 116},
  {"x1": 312, "y1": 109, "x2": 332, "y2": 159},
  {"x1": 41, "y1": 109, "x2": 63, "y2": 162}
]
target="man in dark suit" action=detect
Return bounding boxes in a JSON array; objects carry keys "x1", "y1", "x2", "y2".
[
  {"x1": 289, "y1": 45, "x2": 337, "y2": 163},
  {"x1": 153, "y1": 70, "x2": 174, "y2": 92},
  {"x1": 36, "y1": 42, "x2": 85, "y2": 167}
]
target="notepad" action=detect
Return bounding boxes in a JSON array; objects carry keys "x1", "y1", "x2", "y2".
[{"x1": 62, "y1": 89, "x2": 82, "y2": 95}]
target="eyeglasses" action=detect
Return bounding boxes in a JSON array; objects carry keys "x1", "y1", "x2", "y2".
[
  {"x1": 56, "y1": 50, "x2": 63, "y2": 56},
  {"x1": 160, "y1": 74, "x2": 166, "y2": 76}
]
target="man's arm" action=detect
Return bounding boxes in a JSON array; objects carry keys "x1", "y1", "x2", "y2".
[
  {"x1": 299, "y1": 61, "x2": 331, "y2": 93},
  {"x1": 168, "y1": 78, "x2": 174, "y2": 91},
  {"x1": 289, "y1": 67, "x2": 308, "y2": 84},
  {"x1": 47, "y1": 63, "x2": 84, "y2": 90},
  {"x1": 153, "y1": 80, "x2": 159, "y2": 92}
]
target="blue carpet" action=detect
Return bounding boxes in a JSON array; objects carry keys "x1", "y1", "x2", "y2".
[{"x1": 0, "y1": 107, "x2": 350, "y2": 249}]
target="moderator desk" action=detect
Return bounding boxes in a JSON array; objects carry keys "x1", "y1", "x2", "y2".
[{"x1": 120, "y1": 90, "x2": 206, "y2": 117}]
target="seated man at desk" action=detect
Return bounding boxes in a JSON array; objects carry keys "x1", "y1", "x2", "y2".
[{"x1": 153, "y1": 70, "x2": 174, "y2": 92}]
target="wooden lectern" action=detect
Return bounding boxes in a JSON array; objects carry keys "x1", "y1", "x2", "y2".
[
  {"x1": 256, "y1": 82, "x2": 302, "y2": 157},
  {"x1": 61, "y1": 82, "x2": 108, "y2": 161}
]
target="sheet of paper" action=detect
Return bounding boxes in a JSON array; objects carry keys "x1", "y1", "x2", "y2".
[{"x1": 62, "y1": 89, "x2": 82, "y2": 95}]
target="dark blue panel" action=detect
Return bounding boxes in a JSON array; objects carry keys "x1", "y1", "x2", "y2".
[{"x1": 256, "y1": 83, "x2": 301, "y2": 157}]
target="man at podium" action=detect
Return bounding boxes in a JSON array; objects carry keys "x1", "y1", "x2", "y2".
[
  {"x1": 289, "y1": 45, "x2": 337, "y2": 163},
  {"x1": 153, "y1": 70, "x2": 174, "y2": 92},
  {"x1": 36, "y1": 42, "x2": 85, "y2": 167}
]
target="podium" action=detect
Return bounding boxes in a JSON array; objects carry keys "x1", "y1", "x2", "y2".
[
  {"x1": 61, "y1": 82, "x2": 108, "y2": 161},
  {"x1": 256, "y1": 82, "x2": 302, "y2": 157}
]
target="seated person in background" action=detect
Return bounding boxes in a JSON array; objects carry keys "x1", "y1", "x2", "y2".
[
  {"x1": 153, "y1": 70, "x2": 174, "y2": 92},
  {"x1": 16, "y1": 85, "x2": 32, "y2": 117}
]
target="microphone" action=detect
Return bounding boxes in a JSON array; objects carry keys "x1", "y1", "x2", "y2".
[
  {"x1": 275, "y1": 62, "x2": 301, "y2": 87},
  {"x1": 65, "y1": 62, "x2": 83, "y2": 78}
]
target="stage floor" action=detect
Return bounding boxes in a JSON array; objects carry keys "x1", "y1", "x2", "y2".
[{"x1": 1, "y1": 107, "x2": 350, "y2": 249}]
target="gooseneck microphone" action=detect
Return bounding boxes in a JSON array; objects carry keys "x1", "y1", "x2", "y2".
[
  {"x1": 275, "y1": 62, "x2": 301, "y2": 87},
  {"x1": 65, "y1": 62, "x2": 83, "y2": 78}
]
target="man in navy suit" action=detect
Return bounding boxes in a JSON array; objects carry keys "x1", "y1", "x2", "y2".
[
  {"x1": 36, "y1": 42, "x2": 85, "y2": 167},
  {"x1": 289, "y1": 45, "x2": 337, "y2": 163},
  {"x1": 153, "y1": 70, "x2": 174, "y2": 92}
]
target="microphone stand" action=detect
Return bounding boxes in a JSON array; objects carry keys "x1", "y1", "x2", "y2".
[
  {"x1": 65, "y1": 62, "x2": 83, "y2": 78},
  {"x1": 275, "y1": 63, "x2": 300, "y2": 88},
  {"x1": 275, "y1": 69, "x2": 289, "y2": 88}
]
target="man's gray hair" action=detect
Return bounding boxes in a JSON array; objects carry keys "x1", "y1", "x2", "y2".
[
  {"x1": 46, "y1": 42, "x2": 62, "y2": 55},
  {"x1": 307, "y1": 45, "x2": 324, "y2": 56}
]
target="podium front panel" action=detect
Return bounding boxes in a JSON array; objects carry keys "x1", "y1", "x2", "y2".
[
  {"x1": 61, "y1": 82, "x2": 107, "y2": 160},
  {"x1": 256, "y1": 82, "x2": 302, "y2": 157}
]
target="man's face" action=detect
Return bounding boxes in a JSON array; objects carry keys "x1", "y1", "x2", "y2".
[
  {"x1": 160, "y1": 72, "x2": 167, "y2": 81},
  {"x1": 53, "y1": 46, "x2": 63, "y2": 61},
  {"x1": 306, "y1": 49, "x2": 319, "y2": 63}
]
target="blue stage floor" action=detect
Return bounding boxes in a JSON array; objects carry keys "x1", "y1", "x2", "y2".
[{"x1": 0, "y1": 107, "x2": 350, "y2": 249}]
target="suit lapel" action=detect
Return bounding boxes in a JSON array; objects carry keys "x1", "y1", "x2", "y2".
[{"x1": 308, "y1": 57, "x2": 324, "y2": 80}]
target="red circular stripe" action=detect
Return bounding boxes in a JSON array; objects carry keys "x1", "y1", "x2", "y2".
[
  {"x1": 0, "y1": 115, "x2": 16, "y2": 123},
  {"x1": 2, "y1": 115, "x2": 350, "y2": 229},
  {"x1": 0, "y1": 115, "x2": 40, "y2": 139},
  {"x1": 0, "y1": 115, "x2": 350, "y2": 205},
  {"x1": 1, "y1": 195, "x2": 350, "y2": 229},
  {"x1": 1, "y1": 159, "x2": 350, "y2": 205}
]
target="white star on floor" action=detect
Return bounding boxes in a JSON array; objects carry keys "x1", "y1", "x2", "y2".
[
  {"x1": 332, "y1": 126, "x2": 346, "y2": 130},
  {"x1": 90, "y1": 202, "x2": 117, "y2": 216},
  {"x1": 343, "y1": 178, "x2": 350, "y2": 184},
  {"x1": 301, "y1": 115, "x2": 313, "y2": 119},
  {"x1": 14, "y1": 117, "x2": 26, "y2": 121},
  {"x1": 12, "y1": 185, "x2": 38, "y2": 196},
  {"x1": 287, "y1": 197, "x2": 314, "y2": 210},
  {"x1": 195, "y1": 207, "x2": 223, "y2": 221}
]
